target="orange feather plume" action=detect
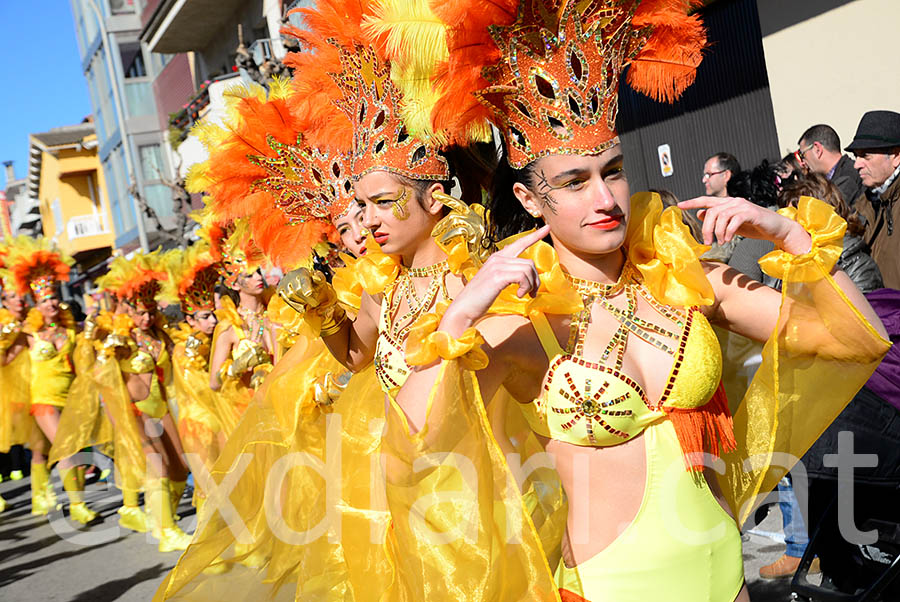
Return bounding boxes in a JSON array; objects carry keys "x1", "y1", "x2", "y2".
[
  {"x1": 628, "y1": 0, "x2": 707, "y2": 103},
  {"x1": 429, "y1": 0, "x2": 518, "y2": 145}
]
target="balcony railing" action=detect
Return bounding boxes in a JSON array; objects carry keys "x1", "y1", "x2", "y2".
[{"x1": 67, "y1": 214, "x2": 109, "y2": 240}]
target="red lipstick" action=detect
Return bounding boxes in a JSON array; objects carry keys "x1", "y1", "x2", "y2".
[
  {"x1": 586, "y1": 215, "x2": 623, "y2": 230},
  {"x1": 373, "y1": 232, "x2": 390, "y2": 244}
]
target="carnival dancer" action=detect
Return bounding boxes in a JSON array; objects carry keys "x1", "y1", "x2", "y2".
[
  {"x1": 93, "y1": 250, "x2": 193, "y2": 552},
  {"x1": 199, "y1": 216, "x2": 277, "y2": 438},
  {"x1": 0, "y1": 236, "x2": 99, "y2": 524},
  {"x1": 0, "y1": 237, "x2": 33, "y2": 514},
  {"x1": 380, "y1": 0, "x2": 892, "y2": 600},
  {"x1": 161, "y1": 242, "x2": 223, "y2": 512},
  {"x1": 156, "y1": 0, "x2": 494, "y2": 595}
]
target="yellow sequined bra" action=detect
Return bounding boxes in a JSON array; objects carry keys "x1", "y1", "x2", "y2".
[{"x1": 520, "y1": 265, "x2": 722, "y2": 448}]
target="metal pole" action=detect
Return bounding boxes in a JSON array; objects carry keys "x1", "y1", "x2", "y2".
[{"x1": 82, "y1": 0, "x2": 149, "y2": 251}]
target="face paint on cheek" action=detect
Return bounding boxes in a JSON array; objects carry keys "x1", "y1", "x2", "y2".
[
  {"x1": 535, "y1": 170, "x2": 559, "y2": 215},
  {"x1": 391, "y1": 188, "x2": 411, "y2": 220}
]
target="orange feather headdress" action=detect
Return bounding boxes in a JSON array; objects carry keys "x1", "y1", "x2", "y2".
[
  {"x1": 162, "y1": 242, "x2": 219, "y2": 314},
  {"x1": 1, "y1": 236, "x2": 74, "y2": 301},
  {"x1": 432, "y1": 0, "x2": 707, "y2": 168},
  {"x1": 109, "y1": 250, "x2": 168, "y2": 308},
  {"x1": 193, "y1": 207, "x2": 265, "y2": 289}
]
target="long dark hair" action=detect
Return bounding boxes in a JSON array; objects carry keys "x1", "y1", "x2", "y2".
[{"x1": 486, "y1": 141, "x2": 543, "y2": 246}]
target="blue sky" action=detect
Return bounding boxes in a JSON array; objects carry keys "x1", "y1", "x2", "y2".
[{"x1": 0, "y1": 1, "x2": 92, "y2": 184}]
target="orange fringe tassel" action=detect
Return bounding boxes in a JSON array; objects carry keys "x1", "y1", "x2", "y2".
[
  {"x1": 664, "y1": 380, "x2": 736, "y2": 471},
  {"x1": 559, "y1": 589, "x2": 590, "y2": 602}
]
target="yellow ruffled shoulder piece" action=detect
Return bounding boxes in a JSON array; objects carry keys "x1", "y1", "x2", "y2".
[
  {"x1": 332, "y1": 253, "x2": 364, "y2": 313},
  {"x1": 626, "y1": 191, "x2": 714, "y2": 307},
  {"x1": 353, "y1": 236, "x2": 401, "y2": 295},
  {"x1": 215, "y1": 295, "x2": 241, "y2": 328},
  {"x1": 758, "y1": 196, "x2": 845, "y2": 282},
  {"x1": 491, "y1": 237, "x2": 583, "y2": 318},
  {"x1": 168, "y1": 321, "x2": 192, "y2": 346},
  {"x1": 95, "y1": 311, "x2": 135, "y2": 337},
  {"x1": 0, "y1": 308, "x2": 16, "y2": 327}
]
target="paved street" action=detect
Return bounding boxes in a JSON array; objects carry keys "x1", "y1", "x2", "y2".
[{"x1": 1, "y1": 475, "x2": 803, "y2": 601}]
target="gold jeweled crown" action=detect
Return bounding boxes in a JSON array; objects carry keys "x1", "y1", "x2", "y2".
[
  {"x1": 332, "y1": 44, "x2": 450, "y2": 182},
  {"x1": 474, "y1": 0, "x2": 706, "y2": 168},
  {"x1": 248, "y1": 136, "x2": 356, "y2": 222}
]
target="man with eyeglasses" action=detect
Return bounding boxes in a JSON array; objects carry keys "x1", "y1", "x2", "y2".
[
  {"x1": 847, "y1": 110, "x2": 900, "y2": 288},
  {"x1": 701, "y1": 152, "x2": 740, "y2": 198},
  {"x1": 797, "y1": 124, "x2": 864, "y2": 205}
]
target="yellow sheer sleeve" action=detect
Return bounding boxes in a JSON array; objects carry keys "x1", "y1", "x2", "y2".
[
  {"x1": 0, "y1": 347, "x2": 32, "y2": 453},
  {"x1": 48, "y1": 334, "x2": 114, "y2": 465},
  {"x1": 157, "y1": 335, "x2": 394, "y2": 601},
  {"x1": 93, "y1": 351, "x2": 147, "y2": 495},
  {"x1": 172, "y1": 341, "x2": 222, "y2": 495},
  {"x1": 721, "y1": 197, "x2": 891, "y2": 524},
  {"x1": 380, "y1": 359, "x2": 565, "y2": 600}
]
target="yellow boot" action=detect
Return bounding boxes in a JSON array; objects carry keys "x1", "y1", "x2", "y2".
[
  {"x1": 147, "y1": 478, "x2": 192, "y2": 553},
  {"x1": 30, "y1": 463, "x2": 52, "y2": 516},
  {"x1": 61, "y1": 466, "x2": 98, "y2": 525},
  {"x1": 0, "y1": 494, "x2": 6, "y2": 513},
  {"x1": 117, "y1": 489, "x2": 149, "y2": 533},
  {"x1": 169, "y1": 479, "x2": 187, "y2": 521}
]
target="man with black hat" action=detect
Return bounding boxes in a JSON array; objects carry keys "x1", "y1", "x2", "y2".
[{"x1": 847, "y1": 110, "x2": 900, "y2": 288}]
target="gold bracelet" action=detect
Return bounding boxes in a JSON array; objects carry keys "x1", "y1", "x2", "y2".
[{"x1": 319, "y1": 305, "x2": 348, "y2": 337}]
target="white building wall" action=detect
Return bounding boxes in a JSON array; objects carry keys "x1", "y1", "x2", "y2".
[{"x1": 758, "y1": 0, "x2": 900, "y2": 155}]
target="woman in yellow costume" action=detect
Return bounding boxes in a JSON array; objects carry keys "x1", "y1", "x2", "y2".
[
  {"x1": 0, "y1": 236, "x2": 99, "y2": 524},
  {"x1": 201, "y1": 218, "x2": 278, "y2": 437},
  {"x1": 48, "y1": 275, "x2": 116, "y2": 498},
  {"x1": 156, "y1": 0, "x2": 497, "y2": 596},
  {"x1": 161, "y1": 241, "x2": 223, "y2": 510},
  {"x1": 94, "y1": 250, "x2": 193, "y2": 552},
  {"x1": 0, "y1": 237, "x2": 33, "y2": 514},
  {"x1": 375, "y1": 0, "x2": 892, "y2": 600}
]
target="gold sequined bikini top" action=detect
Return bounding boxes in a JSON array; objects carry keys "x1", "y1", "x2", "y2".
[
  {"x1": 30, "y1": 330, "x2": 75, "y2": 363},
  {"x1": 520, "y1": 266, "x2": 722, "y2": 447},
  {"x1": 374, "y1": 262, "x2": 450, "y2": 395}
]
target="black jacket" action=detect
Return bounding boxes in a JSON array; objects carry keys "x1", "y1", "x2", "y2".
[{"x1": 831, "y1": 154, "x2": 865, "y2": 206}]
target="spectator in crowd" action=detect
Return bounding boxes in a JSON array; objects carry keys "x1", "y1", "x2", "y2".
[
  {"x1": 776, "y1": 151, "x2": 806, "y2": 185},
  {"x1": 725, "y1": 160, "x2": 782, "y2": 277},
  {"x1": 797, "y1": 123, "x2": 864, "y2": 204},
  {"x1": 701, "y1": 151, "x2": 740, "y2": 197},
  {"x1": 847, "y1": 110, "x2": 900, "y2": 288}
]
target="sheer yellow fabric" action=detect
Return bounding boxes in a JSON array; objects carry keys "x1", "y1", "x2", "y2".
[
  {"x1": 721, "y1": 197, "x2": 890, "y2": 524},
  {"x1": 93, "y1": 355, "x2": 147, "y2": 494},
  {"x1": 0, "y1": 348, "x2": 31, "y2": 452},
  {"x1": 211, "y1": 297, "x2": 267, "y2": 437},
  {"x1": 157, "y1": 337, "x2": 394, "y2": 601},
  {"x1": 171, "y1": 330, "x2": 222, "y2": 493},
  {"x1": 381, "y1": 361, "x2": 566, "y2": 600},
  {"x1": 48, "y1": 333, "x2": 114, "y2": 465},
  {"x1": 383, "y1": 194, "x2": 887, "y2": 599}
]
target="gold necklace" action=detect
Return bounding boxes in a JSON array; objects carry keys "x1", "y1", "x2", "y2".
[
  {"x1": 563, "y1": 263, "x2": 684, "y2": 369},
  {"x1": 388, "y1": 262, "x2": 450, "y2": 341}
]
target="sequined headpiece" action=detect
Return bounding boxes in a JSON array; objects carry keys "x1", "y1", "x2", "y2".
[
  {"x1": 185, "y1": 79, "x2": 348, "y2": 270},
  {"x1": 162, "y1": 243, "x2": 219, "y2": 314},
  {"x1": 247, "y1": 138, "x2": 355, "y2": 222},
  {"x1": 113, "y1": 251, "x2": 167, "y2": 308},
  {"x1": 436, "y1": 0, "x2": 707, "y2": 168},
  {"x1": 332, "y1": 45, "x2": 450, "y2": 182},
  {"x1": 2, "y1": 236, "x2": 73, "y2": 301}
]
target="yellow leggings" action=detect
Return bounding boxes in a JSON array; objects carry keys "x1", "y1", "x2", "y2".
[{"x1": 555, "y1": 420, "x2": 743, "y2": 601}]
